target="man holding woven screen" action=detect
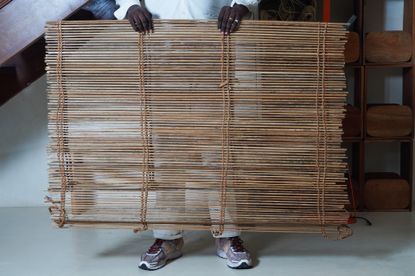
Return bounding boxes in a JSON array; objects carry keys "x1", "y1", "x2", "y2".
[{"x1": 114, "y1": 0, "x2": 259, "y2": 271}]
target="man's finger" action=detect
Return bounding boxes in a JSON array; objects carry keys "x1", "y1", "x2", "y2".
[
  {"x1": 143, "y1": 9, "x2": 153, "y2": 32},
  {"x1": 218, "y1": 6, "x2": 227, "y2": 29},
  {"x1": 133, "y1": 14, "x2": 145, "y2": 33},
  {"x1": 225, "y1": 9, "x2": 236, "y2": 35},
  {"x1": 128, "y1": 16, "x2": 139, "y2": 32},
  {"x1": 229, "y1": 14, "x2": 241, "y2": 34},
  {"x1": 221, "y1": 7, "x2": 231, "y2": 33},
  {"x1": 138, "y1": 13, "x2": 150, "y2": 33}
]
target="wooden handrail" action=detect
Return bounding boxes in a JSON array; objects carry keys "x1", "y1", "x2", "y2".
[
  {"x1": 0, "y1": 0, "x2": 12, "y2": 9},
  {"x1": 0, "y1": 0, "x2": 88, "y2": 65},
  {"x1": 0, "y1": 0, "x2": 94, "y2": 106}
]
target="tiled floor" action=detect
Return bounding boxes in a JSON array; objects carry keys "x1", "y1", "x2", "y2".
[{"x1": 0, "y1": 207, "x2": 414, "y2": 276}]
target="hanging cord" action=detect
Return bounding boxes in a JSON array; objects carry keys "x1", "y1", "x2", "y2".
[
  {"x1": 347, "y1": 164, "x2": 372, "y2": 226},
  {"x1": 320, "y1": 22, "x2": 328, "y2": 237},
  {"x1": 315, "y1": 23, "x2": 346, "y2": 239},
  {"x1": 315, "y1": 23, "x2": 325, "y2": 238},
  {"x1": 347, "y1": 163, "x2": 358, "y2": 223},
  {"x1": 135, "y1": 33, "x2": 149, "y2": 232},
  {"x1": 315, "y1": 23, "x2": 354, "y2": 239},
  {"x1": 224, "y1": 34, "x2": 231, "y2": 233},
  {"x1": 214, "y1": 34, "x2": 232, "y2": 236},
  {"x1": 56, "y1": 21, "x2": 68, "y2": 228}
]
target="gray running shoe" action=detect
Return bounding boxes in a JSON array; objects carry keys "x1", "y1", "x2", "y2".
[
  {"x1": 216, "y1": 236, "x2": 253, "y2": 269},
  {"x1": 139, "y1": 238, "x2": 184, "y2": 271}
]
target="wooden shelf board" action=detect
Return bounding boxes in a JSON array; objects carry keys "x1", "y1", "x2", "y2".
[
  {"x1": 364, "y1": 137, "x2": 413, "y2": 143},
  {"x1": 364, "y1": 62, "x2": 413, "y2": 68},
  {"x1": 359, "y1": 208, "x2": 411, "y2": 212}
]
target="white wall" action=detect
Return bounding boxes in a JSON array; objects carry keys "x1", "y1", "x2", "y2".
[{"x1": 0, "y1": 76, "x2": 48, "y2": 206}]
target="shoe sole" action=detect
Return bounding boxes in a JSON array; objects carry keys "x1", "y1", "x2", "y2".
[
  {"x1": 139, "y1": 252, "x2": 183, "y2": 271},
  {"x1": 229, "y1": 262, "x2": 252, "y2": 269},
  {"x1": 216, "y1": 249, "x2": 253, "y2": 269}
]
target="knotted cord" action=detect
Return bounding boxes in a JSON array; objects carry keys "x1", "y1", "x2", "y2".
[
  {"x1": 56, "y1": 21, "x2": 67, "y2": 227},
  {"x1": 136, "y1": 33, "x2": 150, "y2": 231},
  {"x1": 213, "y1": 34, "x2": 232, "y2": 236}
]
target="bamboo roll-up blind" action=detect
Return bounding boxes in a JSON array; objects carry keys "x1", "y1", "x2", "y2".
[{"x1": 45, "y1": 20, "x2": 351, "y2": 239}]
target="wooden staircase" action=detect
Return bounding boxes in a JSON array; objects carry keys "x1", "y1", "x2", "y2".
[{"x1": 0, "y1": 0, "x2": 95, "y2": 105}]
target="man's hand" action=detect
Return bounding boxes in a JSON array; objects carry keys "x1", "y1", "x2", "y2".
[
  {"x1": 126, "y1": 5, "x2": 153, "y2": 33},
  {"x1": 218, "y1": 4, "x2": 249, "y2": 35}
]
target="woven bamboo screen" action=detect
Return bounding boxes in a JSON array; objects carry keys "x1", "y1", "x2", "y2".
[{"x1": 45, "y1": 20, "x2": 351, "y2": 239}]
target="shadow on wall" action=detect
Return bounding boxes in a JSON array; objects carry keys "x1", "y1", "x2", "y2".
[{"x1": 0, "y1": 75, "x2": 48, "y2": 207}]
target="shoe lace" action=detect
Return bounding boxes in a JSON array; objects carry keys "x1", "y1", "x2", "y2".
[
  {"x1": 229, "y1": 236, "x2": 245, "y2": 252},
  {"x1": 147, "y1": 239, "x2": 164, "y2": 254}
]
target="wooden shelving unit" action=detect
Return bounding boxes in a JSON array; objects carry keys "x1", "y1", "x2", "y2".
[
  {"x1": 259, "y1": 0, "x2": 414, "y2": 211},
  {"x1": 344, "y1": 0, "x2": 414, "y2": 211}
]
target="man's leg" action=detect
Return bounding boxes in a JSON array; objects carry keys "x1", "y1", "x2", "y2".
[
  {"x1": 204, "y1": 166, "x2": 252, "y2": 269},
  {"x1": 214, "y1": 231, "x2": 253, "y2": 269},
  {"x1": 209, "y1": 207, "x2": 252, "y2": 269},
  {"x1": 139, "y1": 230, "x2": 184, "y2": 271},
  {"x1": 200, "y1": 133, "x2": 253, "y2": 269},
  {"x1": 138, "y1": 125, "x2": 185, "y2": 271},
  {"x1": 153, "y1": 229, "x2": 183, "y2": 240},
  {"x1": 214, "y1": 230, "x2": 241, "y2": 239}
]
